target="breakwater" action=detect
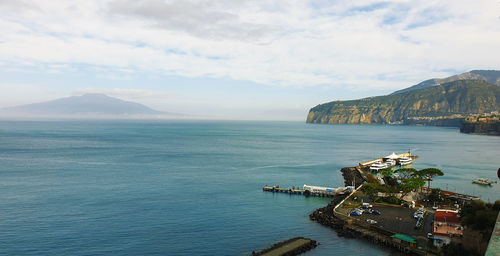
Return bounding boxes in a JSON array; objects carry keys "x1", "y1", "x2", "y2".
[{"x1": 252, "y1": 237, "x2": 317, "y2": 256}]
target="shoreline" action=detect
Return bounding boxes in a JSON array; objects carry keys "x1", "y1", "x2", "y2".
[{"x1": 309, "y1": 163, "x2": 431, "y2": 256}]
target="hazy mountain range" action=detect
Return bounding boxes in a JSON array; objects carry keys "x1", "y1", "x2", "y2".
[
  {"x1": 307, "y1": 70, "x2": 500, "y2": 125},
  {"x1": 0, "y1": 93, "x2": 177, "y2": 118}
]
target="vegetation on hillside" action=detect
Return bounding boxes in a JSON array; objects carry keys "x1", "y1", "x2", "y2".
[
  {"x1": 460, "y1": 200, "x2": 500, "y2": 231},
  {"x1": 307, "y1": 80, "x2": 500, "y2": 124},
  {"x1": 362, "y1": 168, "x2": 442, "y2": 204}
]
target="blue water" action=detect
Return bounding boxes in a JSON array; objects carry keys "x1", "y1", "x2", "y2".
[{"x1": 0, "y1": 120, "x2": 499, "y2": 255}]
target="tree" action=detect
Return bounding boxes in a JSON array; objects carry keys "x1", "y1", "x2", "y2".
[
  {"x1": 362, "y1": 183, "x2": 379, "y2": 199},
  {"x1": 417, "y1": 168, "x2": 444, "y2": 189},
  {"x1": 379, "y1": 167, "x2": 394, "y2": 178},
  {"x1": 427, "y1": 188, "x2": 444, "y2": 204},
  {"x1": 379, "y1": 167, "x2": 398, "y2": 187},
  {"x1": 395, "y1": 168, "x2": 418, "y2": 179},
  {"x1": 460, "y1": 200, "x2": 500, "y2": 231},
  {"x1": 366, "y1": 173, "x2": 380, "y2": 184},
  {"x1": 400, "y1": 177, "x2": 425, "y2": 196}
]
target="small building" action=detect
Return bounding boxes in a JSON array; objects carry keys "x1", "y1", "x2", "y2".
[
  {"x1": 391, "y1": 234, "x2": 417, "y2": 248},
  {"x1": 432, "y1": 209, "x2": 463, "y2": 247}
]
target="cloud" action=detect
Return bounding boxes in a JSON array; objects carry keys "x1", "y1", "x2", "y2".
[
  {"x1": 108, "y1": 0, "x2": 271, "y2": 41},
  {"x1": 74, "y1": 88, "x2": 170, "y2": 99},
  {"x1": 0, "y1": 0, "x2": 499, "y2": 91}
]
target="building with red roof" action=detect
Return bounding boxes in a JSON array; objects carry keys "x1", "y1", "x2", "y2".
[
  {"x1": 432, "y1": 209, "x2": 463, "y2": 247},
  {"x1": 434, "y1": 209, "x2": 460, "y2": 225}
]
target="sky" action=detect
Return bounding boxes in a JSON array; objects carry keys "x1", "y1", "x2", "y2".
[{"x1": 0, "y1": 0, "x2": 499, "y2": 120}]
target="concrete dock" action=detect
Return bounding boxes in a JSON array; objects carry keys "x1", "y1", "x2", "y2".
[
  {"x1": 263, "y1": 185, "x2": 352, "y2": 197},
  {"x1": 252, "y1": 237, "x2": 317, "y2": 256}
]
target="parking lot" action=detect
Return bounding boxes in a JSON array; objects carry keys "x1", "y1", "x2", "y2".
[{"x1": 338, "y1": 203, "x2": 434, "y2": 238}]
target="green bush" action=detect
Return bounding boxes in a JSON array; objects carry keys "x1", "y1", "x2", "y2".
[
  {"x1": 375, "y1": 196, "x2": 402, "y2": 205},
  {"x1": 460, "y1": 200, "x2": 500, "y2": 230}
]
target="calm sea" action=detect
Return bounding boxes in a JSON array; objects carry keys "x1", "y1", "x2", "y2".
[{"x1": 0, "y1": 120, "x2": 498, "y2": 255}]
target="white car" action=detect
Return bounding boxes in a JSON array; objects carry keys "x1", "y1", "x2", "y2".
[
  {"x1": 366, "y1": 219, "x2": 377, "y2": 224},
  {"x1": 362, "y1": 203, "x2": 373, "y2": 209}
]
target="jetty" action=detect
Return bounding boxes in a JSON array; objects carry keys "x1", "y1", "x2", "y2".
[
  {"x1": 263, "y1": 184, "x2": 354, "y2": 197},
  {"x1": 252, "y1": 237, "x2": 317, "y2": 256}
]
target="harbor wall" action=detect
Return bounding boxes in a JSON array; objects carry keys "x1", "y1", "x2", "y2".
[{"x1": 252, "y1": 237, "x2": 317, "y2": 256}]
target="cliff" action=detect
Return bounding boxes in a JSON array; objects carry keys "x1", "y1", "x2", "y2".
[
  {"x1": 307, "y1": 80, "x2": 500, "y2": 125},
  {"x1": 460, "y1": 117, "x2": 500, "y2": 135}
]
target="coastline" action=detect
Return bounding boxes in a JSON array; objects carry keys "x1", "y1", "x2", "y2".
[{"x1": 309, "y1": 160, "x2": 431, "y2": 256}]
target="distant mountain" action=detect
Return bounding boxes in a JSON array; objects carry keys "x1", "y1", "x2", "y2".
[
  {"x1": 1, "y1": 94, "x2": 171, "y2": 117},
  {"x1": 391, "y1": 70, "x2": 500, "y2": 95},
  {"x1": 307, "y1": 80, "x2": 500, "y2": 125}
]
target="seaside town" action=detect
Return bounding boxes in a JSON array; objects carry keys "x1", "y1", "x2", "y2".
[{"x1": 258, "y1": 152, "x2": 500, "y2": 256}]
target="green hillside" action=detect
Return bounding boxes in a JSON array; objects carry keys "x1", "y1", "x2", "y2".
[{"x1": 306, "y1": 80, "x2": 500, "y2": 125}]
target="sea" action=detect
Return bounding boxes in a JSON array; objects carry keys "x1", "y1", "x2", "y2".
[{"x1": 0, "y1": 120, "x2": 499, "y2": 255}]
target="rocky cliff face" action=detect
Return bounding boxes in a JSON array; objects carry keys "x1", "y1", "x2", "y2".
[
  {"x1": 460, "y1": 119, "x2": 500, "y2": 135},
  {"x1": 307, "y1": 80, "x2": 500, "y2": 125}
]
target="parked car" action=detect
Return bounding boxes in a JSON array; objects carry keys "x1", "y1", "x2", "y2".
[
  {"x1": 366, "y1": 219, "x2": 377, "y2": 224},
  {"x1": 415, "y1": 216, "x2": 423, "y2": 229},
  {"x1": 372, "y1": 210, "x2": 381, "y2": 215},
  {"x1": 427, "y1": 233, "x2": 434, "y2": 239},
  {"x1": 350, "y1": 210, "x2": 362, "y2": 216},
  {"x1": 362, "y1": 203, "x2": 373, "y2": 209},
  {"x1": 364, "y1": 209, "x2": 374, "y2": 214}
]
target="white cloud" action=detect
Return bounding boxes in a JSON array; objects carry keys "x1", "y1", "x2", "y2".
[{"x1": 0, "y1": 0, "x2": 499, "y2": 91}]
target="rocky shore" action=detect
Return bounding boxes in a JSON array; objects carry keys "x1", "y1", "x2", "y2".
[
  {"x1": 340, "y1": 167, "x2": 366, "y2": 187},
  {"x1": 460, "y1": 119, "x2": 500, "y2": 135},
  {"x1": 308, "y1": 196, "x2": 358, "y2": 238}
]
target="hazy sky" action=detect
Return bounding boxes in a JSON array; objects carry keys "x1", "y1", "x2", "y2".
[{"x1": 1, "y1": 0, "x2": 499, "y2": 120}]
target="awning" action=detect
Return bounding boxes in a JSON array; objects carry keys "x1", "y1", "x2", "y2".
[
  {"x1": 391, "y1": 234, "x2": 417, "y2": 243},
  {"x1": 385, "y1": 152, "x2": 399, "y2": 159}
]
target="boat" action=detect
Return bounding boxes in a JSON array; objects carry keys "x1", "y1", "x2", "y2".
[
  {"x1": 472, "y1": 178, "x2": 497, "y2": 186},
  {"x1": 386, "y1": 159, "x2": 396, "y2": 167},
  {"x1": 399, "y1": 157, "x2": 412, "y2": 166},
  {"x1": 369, "y1": 161, "x2": 389, "y2": 172}
]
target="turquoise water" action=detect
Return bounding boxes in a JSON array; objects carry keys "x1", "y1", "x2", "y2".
[{"x1": 0, "y1": 120, "x2": 498, "y2": 255}]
